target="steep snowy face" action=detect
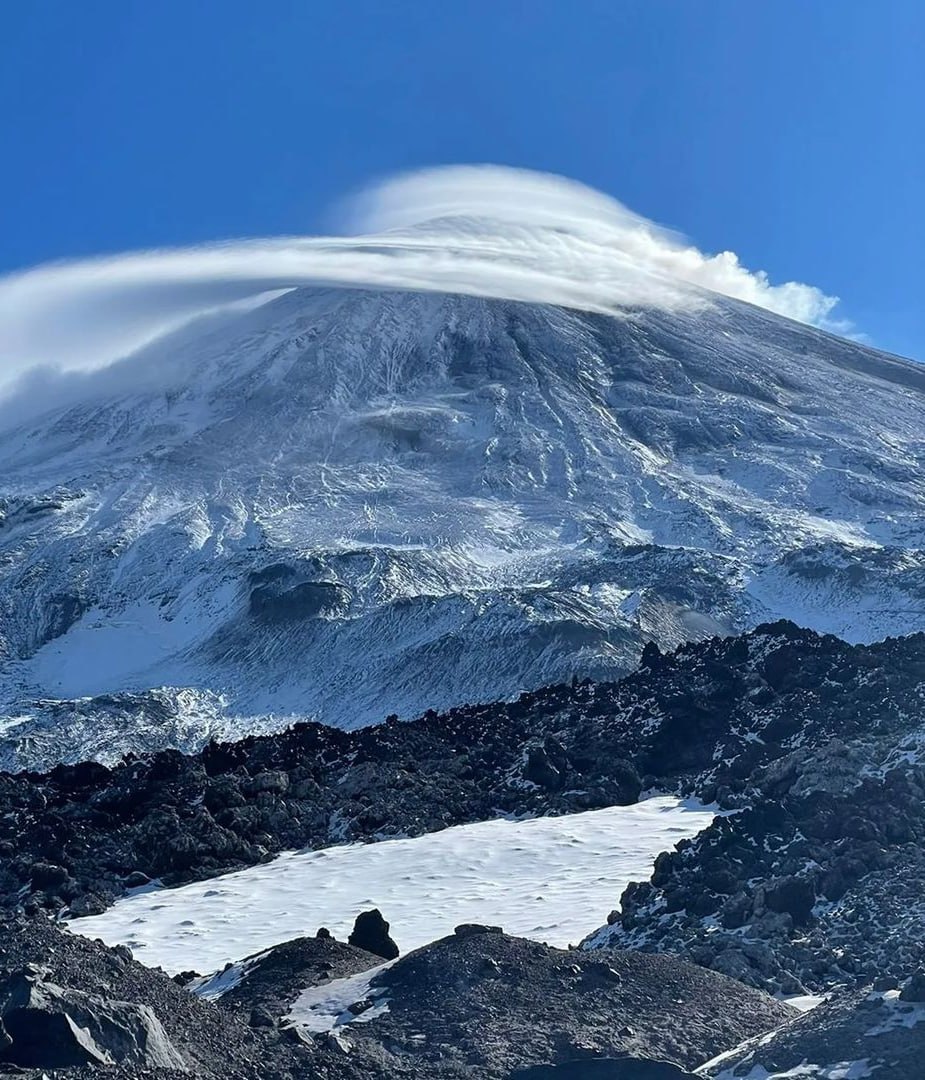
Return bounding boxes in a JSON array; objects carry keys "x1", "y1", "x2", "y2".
[{"x1": 0, "y1": 287, "x2": 923, "y2": 765}]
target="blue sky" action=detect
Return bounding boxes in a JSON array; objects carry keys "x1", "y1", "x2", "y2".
[{"x1": 1, "y1": 1, "x2": 922, "y2": 359}]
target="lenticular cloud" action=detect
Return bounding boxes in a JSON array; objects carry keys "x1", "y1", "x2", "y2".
[{"x1": 0, "y1": 165, "x2": 842, "y2": 390}]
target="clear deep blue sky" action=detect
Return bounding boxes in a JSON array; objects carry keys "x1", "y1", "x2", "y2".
[{"x1": 1, "y1": 1, "x2": 922, "y2": 358}]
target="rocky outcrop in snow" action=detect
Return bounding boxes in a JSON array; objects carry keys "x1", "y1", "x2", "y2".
[
  {"x1": 0, "y1": 971, "x2": 187, "y2": 1071},
  {"x1": 286, "y1": 927, "x2": 793, "y2": 1075},
  {"x1": 0, "y1": 915, "x2": 314, "y2": 1078},
  {"x1": 583, "y1": 626, "x2": 925, "y2": 994},
  {"x1": 192, "y1": 924, "x2": 791, "y2": 1077},
  {"x1": 0, "y1": 917, "x2": 791, "y2": 1079}
]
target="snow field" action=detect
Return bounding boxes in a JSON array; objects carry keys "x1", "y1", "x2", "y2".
[{"x1": 69, "y1": 797, "x2": 714, "y2": 975}]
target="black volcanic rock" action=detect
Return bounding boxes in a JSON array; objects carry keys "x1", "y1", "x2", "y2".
[
  {"x1": 0, "y1": 916, "x2": 315, "y2": 1078},
  {"x1": 585, "y1": 655, "x2": 925, "y2": 993},
  {"x1": 0, "y1": 971, "x2": 187, "y2": 1070},
  {"x1": 348, "y1": 910, "x2": 399, "y2": 960},
  {"x1": 2, "y1": 621, "x2": 924, "y2": 926},
  {"x1": 331, "y1": 931, "x2": 792, "y2": 1076},
  {"x1": 701, "y1": 979, "x2": 925, "y2": 1079},
  {"x1": 512, "y1": 1062, "x2": 698, "y2": 1079},
  {"x1": 455, "y1": 923, "x2": 504, "y2": 938},
  {"x1": 4, "y1": 620, "x2": 925, "y2": 1008},
  {"x1": 204, "y1": 934, "x2": 383, "y2": 1023},
  {"x1": 201, "y1": 929, "x2": 789, "y2": 1077}
]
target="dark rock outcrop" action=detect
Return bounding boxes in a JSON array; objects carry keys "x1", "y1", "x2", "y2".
[
  {"x1": 5, "y1": 621, "x2": 925, "y2": 1009},
  {"x1": 511, "y1": 1061, "x2": 697, "y2": 1079},
  {"x1": 193, "y1": 928, "x2": 789, "y2": 1077},
  {"x1": 577, "y1": 626, "x2": 925, "y2": 994},
  {"x1": 327, "y1": 931, "x2": 793, "y2": 1076},
  {"x1": 348, "y1": 910, "x2": 399, "y2": 960},
  {"x1": 0, "y1": 915, "x2": 315, "y2": 1078},
  {"x1": 455, "y1": 923, "x2": 504, "y2": 938},
  {"x1": 702, "y1": 977, "x2": 925, "y2": 1079},
  {"x1": 196, "y1": 933, "x2": 383, "y2": 1024},
  {"x1": 0, "y1": 970, "x2": 187, "y2": 1070}
]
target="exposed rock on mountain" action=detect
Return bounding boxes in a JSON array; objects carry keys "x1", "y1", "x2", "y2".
[
  {"x1": 348, "y1": 910, "x2": 399, "y2": 961},
  {"x1": 0, "y1": 918, "x2": 791, "y2": 1079},
  {"x1": 2, "y1": 286, "x2": 924, "y2": 768},
  {"x1": 191, "y1": 931, "x2": 383, "y2": 1024},
  {"x1": 195, "y1": 926, "x2": 791, "y2": 1077},
  {"x1": 584, "y1": 626, "x2": 925, "y2": 993},
  {"x1": 5, "y1": 619, "x2": 925, "y2": 1015},
  {"x1": 0, "y1": 915, "x2": 313, "y2": 1078},
  {"x1": 2, "y1": 618, "x2": 924, "y2": 1073},
  {"x1": 0, "y1": 971, "x2": 187, "y2": 1071},
  {"x1": 591, "y1": 766, "x2": 925, "y2": 994},
  {"x1": 515, "y1": 1063, "x2": 697, "y2": 1079},
  {"x1": 284, "y1": 929, "x2": 793, "y2": 1076},
  {"x1": 701, "y1": 977, "x2": 925, "y2": 1079}
]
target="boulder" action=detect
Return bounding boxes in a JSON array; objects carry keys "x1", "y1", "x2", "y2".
[
  {"x1": 524, "y1": 745, "x2": 564, "y2": 791},
  {"x1": 248, "y1": 1005, "x2": 276, "y2": 1028},
  {"x1": 764, "y1": 875, "x2": 816, "y2": 926},
  {"x1": 68, "y1": 892, "x2": 107, "y2": 917},
  {"x1": 29, "y1": 862, "x2": 70, "y2": 890},
  {"x1": 348, "y1": 909, "x2": 399, "y2": 960},
  {"x1": 900, "y1": 972, "x2": 925, "y2": 1002},
  {"x1": 455, "y1": 923, "x2": 504, "y2": 938},
  {"x1": 0, "y1": 971, "x2": 187, "y2": 1071}
]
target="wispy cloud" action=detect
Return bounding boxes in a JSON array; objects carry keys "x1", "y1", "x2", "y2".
[{"x1": 0, "y1": 165, "x2": 845, "y2": 394}]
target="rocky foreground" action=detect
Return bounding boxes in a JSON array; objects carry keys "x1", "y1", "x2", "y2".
[
  {"x1": 584, "y1": 626, "x2": 925, "y2": 994},
  {"x1": 8, "y1": 914, "x2": 925, "y2": 1078},
  {"x1": 4, "y1": 622, "x2": 925, "y2": 1074},
  {"x1": 0, "y1": 915, "x2": 792, "y2": 1078},
  {"x1": 700, "y1": 979, "x2": 925, "y2": 1079}
]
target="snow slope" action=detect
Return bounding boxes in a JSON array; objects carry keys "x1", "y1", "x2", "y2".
[
  {"x1": 67, "y1": 796, "x2": 714, "y2": 974},
  {"x1": 1, "y1": 285, "x2": 924, "y2": 765}
]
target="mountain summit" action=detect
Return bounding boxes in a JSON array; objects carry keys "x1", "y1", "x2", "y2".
[{"x1": 1, "y1": 286, "x2": 923, "y2": 767}]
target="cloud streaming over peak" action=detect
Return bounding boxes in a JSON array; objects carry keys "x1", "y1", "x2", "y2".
[{"x1": 0, "y1": 165, "x2": 843, "y2": 393}]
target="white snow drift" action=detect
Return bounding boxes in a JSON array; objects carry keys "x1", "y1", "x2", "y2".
[
  {"x1": 68, "y1": 797, "x2": 715, "y2": 975},
  {"x1": 0, "y1": 164, "x2": 842, "y2": 390}
]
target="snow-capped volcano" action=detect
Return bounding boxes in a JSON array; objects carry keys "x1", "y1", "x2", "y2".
[{"x1": 1, "y1": 284, "x2": 923, "y2": 767}]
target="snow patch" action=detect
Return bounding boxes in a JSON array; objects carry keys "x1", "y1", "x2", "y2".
[
  {"x1": 186, "y1": 951, "x2": 269, "y2": 1001},
  {"x1": 709, "y1": 1063, "x2": 872, "y2": 1080},
  {"x1": 863, "y1": 989, "x2": 925, "y2": 1037},
  {"x1": 68, "y1": 797, "x2": 714, "y2": 974},
  {"x1": 284, "y1": 961, "x2": 395, "y2": 1032}
]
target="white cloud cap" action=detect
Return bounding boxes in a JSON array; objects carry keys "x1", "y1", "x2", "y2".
[{"x1": 0, "y1": 165, "x2": 843, "y2": 393}]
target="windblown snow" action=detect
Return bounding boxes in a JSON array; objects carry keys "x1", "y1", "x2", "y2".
[{"x1": 68, "y1": 797, "x2": 714, "y2": 975}]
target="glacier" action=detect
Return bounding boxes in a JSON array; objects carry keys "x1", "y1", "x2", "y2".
[{"x1": 0, "y1": 285, "x2": 923, "y2": 768}]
